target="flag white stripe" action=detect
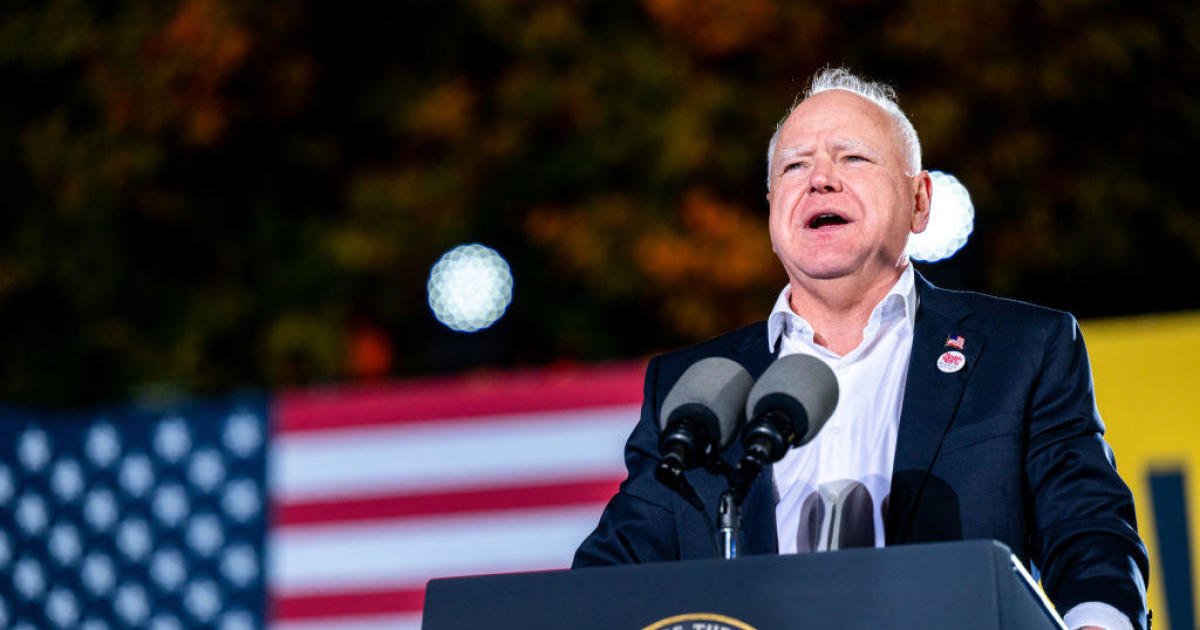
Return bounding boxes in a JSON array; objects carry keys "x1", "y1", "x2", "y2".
[
  {"x1": 270, "y1": 505, "x2": 603, "y2": 593},
  {"x1": 271, "y1": 406, "x2": 637, "y2": 502},
  {"x1": 271, "y1": 613, "x2": 422, "y2": 630}
]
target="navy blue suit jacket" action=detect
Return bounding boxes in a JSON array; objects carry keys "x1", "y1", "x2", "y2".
[{"x1": 573, "y1": 274, "x2": 1149, "y2": 628}]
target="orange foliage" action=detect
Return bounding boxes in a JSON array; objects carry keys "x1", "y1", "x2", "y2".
[
  {"x1": 642, "y1": 0, "x2": 778, "y2": 56},
  {"x1": 527, "y1": 189, "x2": 781, "y2": 339},
  {"x1": 408, "y1": 80, "x2": 475, "y2": 141},
  {"x1": 636, "y1": 189, "x2": 782, "y2": 339},
  {"x1": 156, "y1": 0, "x2": 250, "y2": 144},
  {"x1": 634, "y1": 189, "x2": 777, "y2": 290},
  {"x1": 525, "y1": 198, "x2": 636, "y2": 276},
  {"x1": 92, "y1": 0, "x2": 250, "y2": 145}
]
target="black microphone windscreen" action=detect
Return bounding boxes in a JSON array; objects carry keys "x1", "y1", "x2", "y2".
[
  {"x1": 660, "y1": 357, "x2": 753, "y2": 448},
  {"x1": 745, "y1": 354, "x2": 839, "y2": 445}
]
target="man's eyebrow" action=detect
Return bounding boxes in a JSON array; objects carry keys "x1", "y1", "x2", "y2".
[
  {"x1": 829, "y1": 139, "x2": 884, "y2": 156},
  {"x1": 776, "y1": 146, "x2": 814, "y2": 161},
  {"x1": 776, "y1": 140, "x2": 882, "y2": 162}
]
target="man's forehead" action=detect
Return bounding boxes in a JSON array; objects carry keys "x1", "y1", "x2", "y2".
[
  {"x1": 786, "y1": 91, "x2": 892, "y2": 129},
  {"x1": 776, "y1": 138, "x2": 877, "y2": 158},
  {"x1": 776, "y1": 91, "x2": 899, "y2": 152}
]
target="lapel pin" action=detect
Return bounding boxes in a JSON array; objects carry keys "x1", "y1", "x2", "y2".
[
  {"x1": 937, "y1": 350, "x2": 966, "y2": 373},
  {"x1": 945, "y1": 334, "x2": 966, "y2": 350}
]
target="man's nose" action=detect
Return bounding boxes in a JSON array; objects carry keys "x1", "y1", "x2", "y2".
[{"x1": 809, "y1": 159, "x2": 841, "y2": 193}]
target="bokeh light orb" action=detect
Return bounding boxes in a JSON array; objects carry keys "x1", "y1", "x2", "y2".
[
  {"x1": 907, "y1": 170, "x2": 975, "y2": 263},
  {"x1": 427, "y1": 243, "x2": 514, "y2": 333}
]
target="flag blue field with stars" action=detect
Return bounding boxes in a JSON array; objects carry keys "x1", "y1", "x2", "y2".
[{"x1": 0, "y1": 395, "x2": 268, "y2": 629}]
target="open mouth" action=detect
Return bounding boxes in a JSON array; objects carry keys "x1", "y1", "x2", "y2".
[{"x1": 807, "y1": 212, "x2": 850, "y2": 229}]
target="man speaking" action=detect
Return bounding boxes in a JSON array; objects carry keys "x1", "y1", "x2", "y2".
[{"x1": 573, "y1": 68, "x2": 1149, "y2": 630}]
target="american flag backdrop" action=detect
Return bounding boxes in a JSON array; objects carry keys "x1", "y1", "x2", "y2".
[{"x1": 0, "y1": 362, "x2": 645, "y2": 628}]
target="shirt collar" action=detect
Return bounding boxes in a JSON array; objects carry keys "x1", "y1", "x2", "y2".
[{"x1": 767, "y1": 264, "x2": 919, "y2": 354}]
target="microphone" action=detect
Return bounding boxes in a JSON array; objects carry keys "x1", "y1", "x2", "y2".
[
  {"x1": 738, "y1": 354, "x2": 839, "y2": 476},
  {"x1": 656, "y1": 357, "x2": 753, "y2": 487}
]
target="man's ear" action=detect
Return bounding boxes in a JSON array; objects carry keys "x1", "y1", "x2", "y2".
[{"x1": 911, "y1": 171, "x2": 932, "y2": 234}]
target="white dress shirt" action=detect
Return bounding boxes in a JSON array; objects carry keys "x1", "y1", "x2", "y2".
[
  {"x1": 764, "y1": 265, "x2": 1131, "y2": 630},
  {"x1": 768, "y1": 265, "x2": 915, "y2": 553}
]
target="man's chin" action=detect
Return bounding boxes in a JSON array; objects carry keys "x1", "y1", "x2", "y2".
[
  {"x1": 783, "y1": 251, "x2": 908, "y2": 285},
  {"x1": 790, "y1": 258, "x2": 860, "y2": 281},
  {"x1": 789, "y1": 263, "x2": 906, "y2": 287},
  {"x1": 807, "y1": 271, "x2": 858, "y2": 282}
]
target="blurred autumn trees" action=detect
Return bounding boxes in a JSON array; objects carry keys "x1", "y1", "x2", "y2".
[{"x1": 0, "y1": 0, "x2": 1197, "y2": 405}]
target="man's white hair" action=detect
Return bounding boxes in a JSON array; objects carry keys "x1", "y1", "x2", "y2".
[{"x1": 766, "y1": 67, "x2": 922, "y2": 190}]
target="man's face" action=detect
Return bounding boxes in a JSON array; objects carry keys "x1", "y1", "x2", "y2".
[{"x1": 767, "y1": 90, "x2": 930, "y2": 286}]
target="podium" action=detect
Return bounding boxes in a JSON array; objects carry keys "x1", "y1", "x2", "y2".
[{"x1": 423, "y1": 540, "x2": 1066, "y2": 629}]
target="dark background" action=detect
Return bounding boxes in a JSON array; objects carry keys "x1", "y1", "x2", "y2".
[{"x1": 1, "y1": 0, "x2": 1196, "y2": 406}]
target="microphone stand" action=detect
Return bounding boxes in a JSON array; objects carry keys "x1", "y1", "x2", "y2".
[
  {"x1": 717, "y1": 489, "x2": 739, "y2": 559},
  {"x1": 660, "y1": 447, "x2": 771, "y2": 560},
  {"x1": 715, "y1": 456, "x2": 765, "y2": 560}
]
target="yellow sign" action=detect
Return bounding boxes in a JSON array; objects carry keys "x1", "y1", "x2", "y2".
[{"x1": 1084, "y1": 311, "x2": 1200, "y2": 630}]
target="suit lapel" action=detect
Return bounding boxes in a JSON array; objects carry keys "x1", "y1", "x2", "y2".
[
  {"x1": 734, "y1": 326, "x2": 776, "y2": 381},
  {"x1": 887, "y1": 275, "x2": 986, "y2": 543}
]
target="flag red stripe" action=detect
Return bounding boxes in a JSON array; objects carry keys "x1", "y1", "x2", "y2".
[
  {"x1": 274, "y1": 362, "x2": 645, "y2": 433},
  {"x1": 276, "y1": 477, "x2": 622, "y2": 527},
  {"x1": 273, "y1": 586, "x2": 425, "y2": 620}
]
